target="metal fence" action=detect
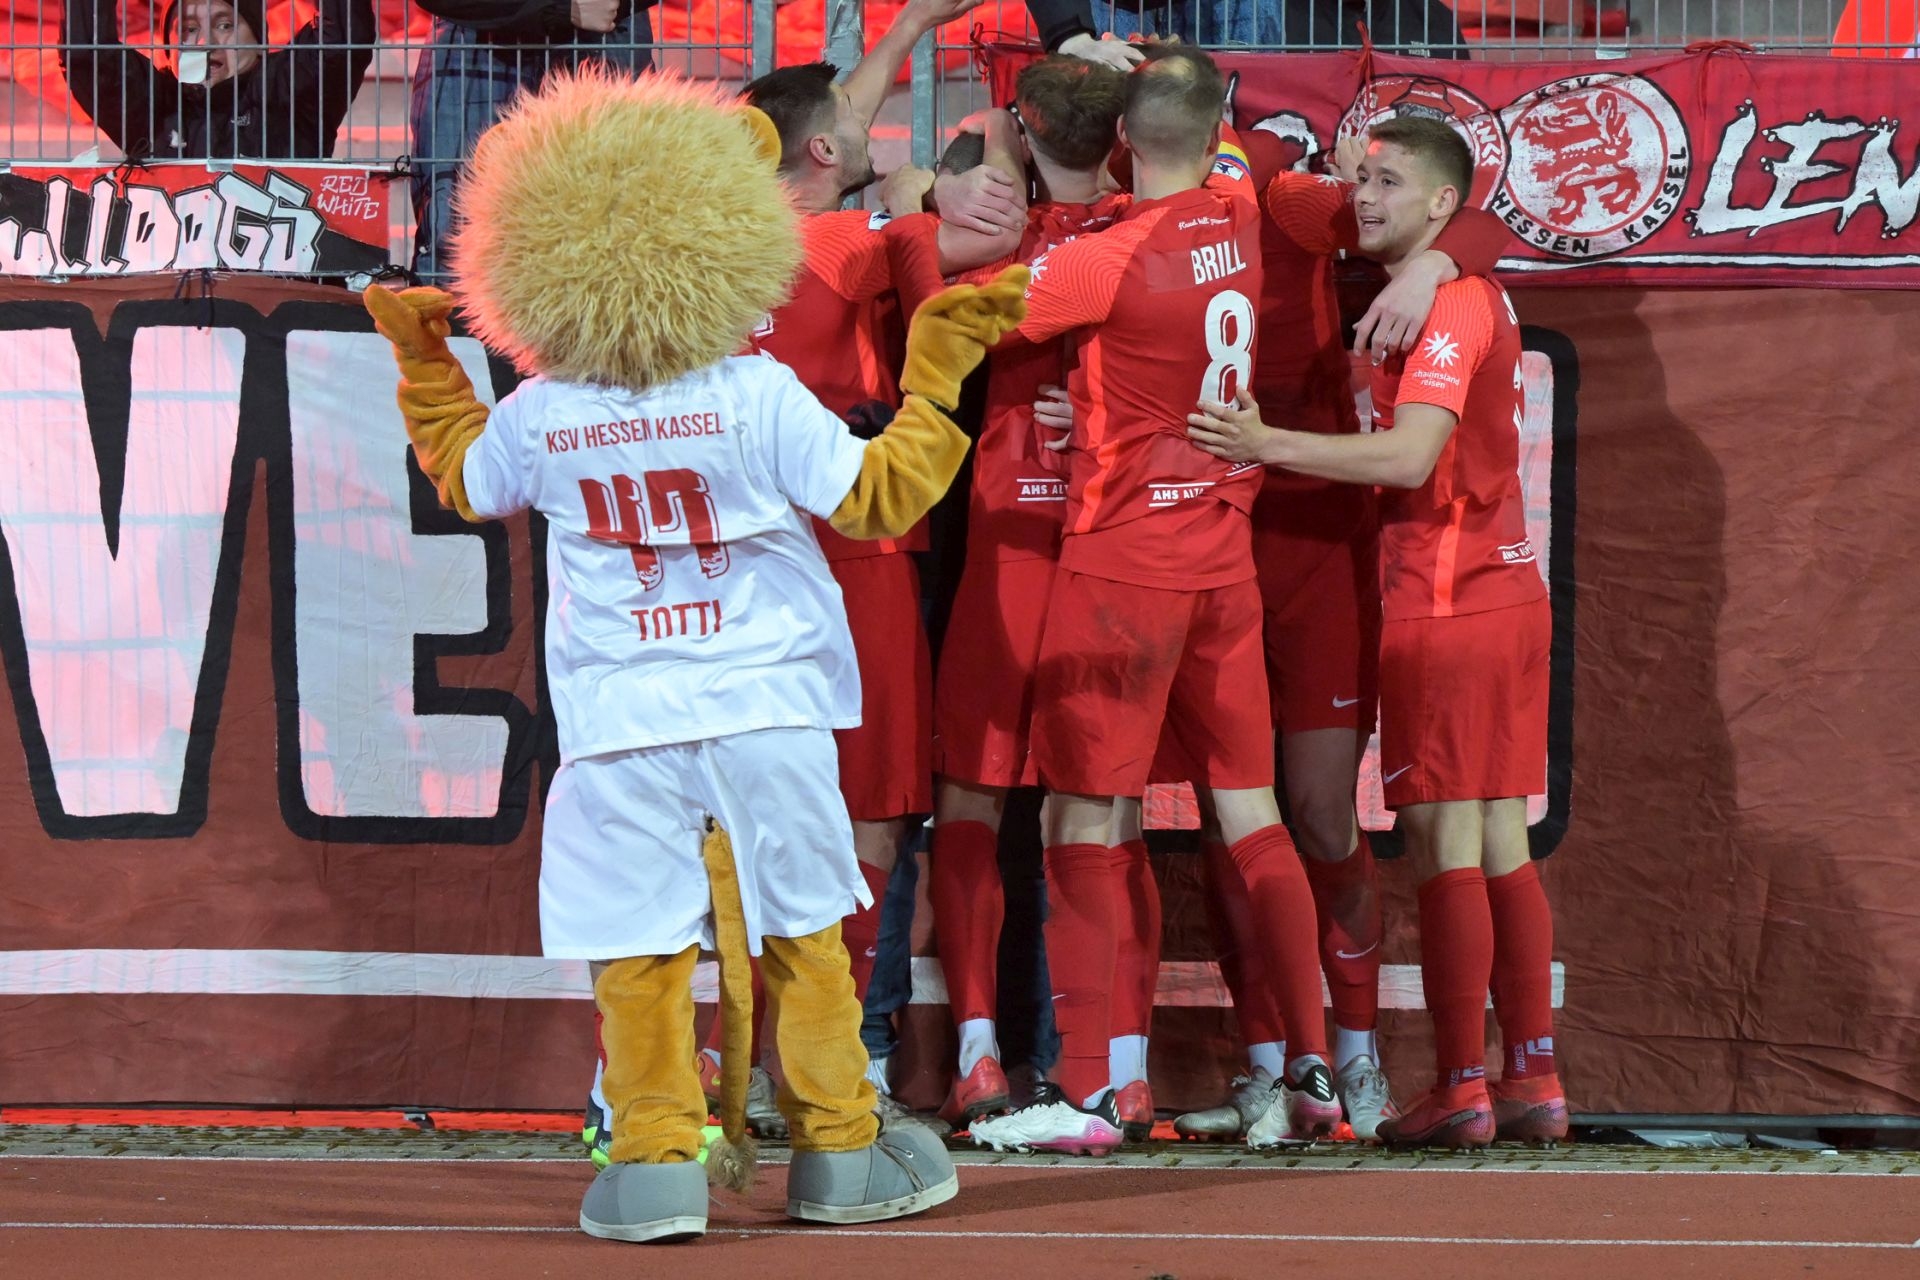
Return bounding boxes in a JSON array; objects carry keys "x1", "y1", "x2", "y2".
[
  {"x1": 917, "y1": 0, "x2": 1903, "y2": 163},
  {"x1": 0, "y1": 0, "x2": 1909, "y2": 276},
  {"x1": 6, "y1": 0, "x2": 779, "y2": 273}
]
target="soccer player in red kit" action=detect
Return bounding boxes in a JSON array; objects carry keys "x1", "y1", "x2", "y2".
[
  {"x1": 967, "y1": 46, "x2": 1340, "y2": 1156},
  {"x1": 1176, "y1": 129, "x2": 1514, "y2": 1143},
  {"x1": 902, "y1": 56, "x2": 1137, "y2": 1130},
  {"x1": 1187, "y1": 115, "x2": 1562, "y2": 1150},
  {"x1": 684, "y1": 0, "x2": 1010, "y2": 1132}
]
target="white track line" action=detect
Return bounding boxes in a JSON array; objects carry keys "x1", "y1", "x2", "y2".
[
  {"x1": 0, "y1": 1222, "x2": 1913, "y2": 1249},
  {"x1": 0, "y1": 1153, "x2": 1912, "y2": 1176},
  {"x1": 0, "y1": 950, "x2": 1563, "y2": 1010}
]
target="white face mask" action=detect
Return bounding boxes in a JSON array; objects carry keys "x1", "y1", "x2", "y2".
[{"x1": 177, "y1": 49, "x2": 209, "y2": 85}]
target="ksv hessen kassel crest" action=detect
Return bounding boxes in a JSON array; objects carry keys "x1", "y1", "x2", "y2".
[
  {"x1": 1336, "y1": 76, "x2": 1509, "y2": 207},
  {"x1": 1497, "y1": 73, "x2": 1691, "y2": 258}
]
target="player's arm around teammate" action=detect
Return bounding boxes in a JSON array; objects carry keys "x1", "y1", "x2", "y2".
[
  {"x1": 1191, "y1": 385, "x2": 1455, "y2": 485},
  {"x1": 965, "y1": 47, "x2": 1345, "y2": 1158},
  {"x1": 1190, "y1": 117, "x2": 1564, "y2": 1152}
]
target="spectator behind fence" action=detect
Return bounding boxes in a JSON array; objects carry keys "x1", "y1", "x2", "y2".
[
  {"x1": 408, "y1": 0, "x2": 660, "y2": 280},
  {"x1": 60, "y1": 0, "x2": 377, "y2": 163},
  {"x1": 1028, "y1": 0, "x2": 1462, "y2": 58}
]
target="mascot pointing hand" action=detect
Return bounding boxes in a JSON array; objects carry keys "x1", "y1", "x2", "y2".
[{"x1": 366, "y1": 64, "x2": 1026, "y2": 1243}]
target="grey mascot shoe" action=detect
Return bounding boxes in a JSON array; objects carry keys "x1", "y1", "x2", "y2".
[
  {"x1": 579, "y1": 1160, "x2": 709, "y2": 1243},
  {"x1": 786, "y1": 1123, "x2": 960, "y2": 1224}
]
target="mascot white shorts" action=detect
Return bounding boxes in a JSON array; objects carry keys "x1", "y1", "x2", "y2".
[{"x1": 538, "y1": 727, "x2": 873, "y2": 960}]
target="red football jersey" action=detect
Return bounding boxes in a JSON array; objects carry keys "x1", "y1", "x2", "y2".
[
  {"x1": 959, "y1": 195, "x2": 1133, "y2": 563},
  {"x1": 744, "y1": 208, "x2": 934, "y2": 561},
  {"x1": 1371, "y1": 276, "x2": 1545, "y2": 621},
  {"x1": 1013, "y1": 178, "x2": 1266, "y2": 590},
  {"x1": 1245, "y1": 133, "x2": 1515, "y2": 542},
  {"x1": 1247, "y1": 143, "x2": 1360, "y2": 442}
]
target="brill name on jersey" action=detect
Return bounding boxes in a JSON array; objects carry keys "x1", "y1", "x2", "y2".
[{"x1": 1190, "y1": 238, "x2": 1250, "y2": 286}]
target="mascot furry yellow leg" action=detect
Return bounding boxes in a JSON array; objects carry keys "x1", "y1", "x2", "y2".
[
  {"x1": 585, "y1": 826, "x2": 913, "y2": 1240},
  {"x1": 369, "y1": 64, "x2": 1025, "y2": 1244}
]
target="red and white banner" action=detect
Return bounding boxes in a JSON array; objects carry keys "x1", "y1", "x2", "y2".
[
  {"x1": 0, "y1": 162, "x2": 394, "y2": 277},
  {"x1": 1, "y1": 277, "x2": 1918, "y2": 1121},
  {"x1": 981, "y1": 42, "x2": 1920, "y2": 289}
]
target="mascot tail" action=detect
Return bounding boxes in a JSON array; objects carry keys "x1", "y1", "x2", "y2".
[{"x1": 699, "y1": 822, "x2": 759, "y2": 1192}]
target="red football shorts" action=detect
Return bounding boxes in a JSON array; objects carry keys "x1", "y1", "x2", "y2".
[
  {"x1": 933, "y1": 555, "x2": 1057, "y2": 788},
  {"x1": 831, "y1": 552, "x2": 934, "y2": 820},
  {"x1": 1031, "y1": 570, "x2": 1274, "y2": 797},
  {"x1": 1254, "y1": 514, "x2": 1382, "y2": 737},
  {"x1": 1377, "y1": 597, "x2": 1551, "y2": 809}
]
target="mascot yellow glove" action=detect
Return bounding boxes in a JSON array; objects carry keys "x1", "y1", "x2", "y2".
[
  {"x1": 740, "y1": 105, "x2": 783, "y2": 168},
  {"x1": 364, "y1": 285, "x2": 490, "y2": 523},
  {"x1": 830, "y1": 264, "x2": 1029, "y2": 541}
]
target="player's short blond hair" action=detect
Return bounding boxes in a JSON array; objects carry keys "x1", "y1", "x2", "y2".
[
  {"x1": 450, "y1": 64, "x2": 802, "y2": 390},
  {"x1": 1370, "y1": 115, "x2": 1475, "y2": 203}
]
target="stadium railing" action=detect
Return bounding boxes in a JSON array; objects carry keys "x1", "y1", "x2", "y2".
[
  {"x1": 0, "y1": 1, "x2": 1907, "y2": 273},
  {"x1": 917, "y1": 0, "x2": 1914, "y2": 164}
]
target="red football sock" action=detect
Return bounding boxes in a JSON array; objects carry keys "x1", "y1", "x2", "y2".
[
  {"x1": 1303, "y1": 831, "x2": 1383, "y2": 1033},
  {"x1": 840, "y1": 860, "x2": 894, "y2": 1005},
  {"x1": 1109, "y1": 837, "x2": 1162, "y2": 1038},
  {"x1": 1202, "y1": 836, "x2": 1286, "y2": 1047},
  {"x1": 1044, "y1": 841, "x2": 1120, "y2": 1104},
  {"x1": 1487, "y1": 861, "x2": 1557, "y2": 1080},
  {"x1": 929, "y1": 820, "x2": 1004, "y2": 1025},
  {"x1": 1228, "y1": 824, "x2": 1328, "y2": 1063},
  {"x1": 1417, "y1": 868, "x2": 1495, "y2": 1087}
]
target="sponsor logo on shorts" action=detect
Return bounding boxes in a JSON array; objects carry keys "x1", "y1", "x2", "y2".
[
  {"x1": 1017, "y1": 476, "x2": 1068, "y2": 503},
  {"x1": 1332, "y1": 696, "x2": 1361, "y2": 708},
  {"x1": 1499, "y1": 539, "x2": 1538, "y2": 565},
  {"x1": 1334, "y1": 941, "x2": 1380, "y2": 960},
  {"x1": 1148, "y1": 478, "x2": 1217, "y2": 507},
  {"x1": 1382, "y1": 764, "x2": 1415, "y2": 785}
]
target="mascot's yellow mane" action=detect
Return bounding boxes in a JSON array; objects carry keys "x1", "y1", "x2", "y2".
[{"x1": 448, "y1": 64, "x2": 801, "y2": 390}]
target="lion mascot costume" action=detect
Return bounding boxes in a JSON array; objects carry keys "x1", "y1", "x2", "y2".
[{"x1": 365, "y1": 65, "x2": 1026, "y2": 1243}]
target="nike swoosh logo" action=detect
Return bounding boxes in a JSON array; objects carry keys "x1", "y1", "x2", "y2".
[
  {"x1": 1334, "y1": 942, "x2": 1379, "y2": 961},
  {"x1": 1332, "y1": 696, "x2": 1361, "y2": 708},
  {"x1": 1382, "y1": 765, "x2": 1414, "y2": 784},
  {"x1": 864, "y1": 948, "x2": 878, "y2": 958}
]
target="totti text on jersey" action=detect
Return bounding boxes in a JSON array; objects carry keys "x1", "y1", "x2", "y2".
[
  {"x1": 1190, "y1": 239, "x2": 1248, "y2": 285},
  {"x1": 630, "y1": 599, "x2": 724, "y2": 641},
  {"x1": 545, "y1": 411, "x2": 726, "y2": 454}
]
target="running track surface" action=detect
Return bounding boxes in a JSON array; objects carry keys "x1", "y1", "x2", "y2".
[{"x1": 5, "y1": 1151, "x2": 1918, "y2": 1280}]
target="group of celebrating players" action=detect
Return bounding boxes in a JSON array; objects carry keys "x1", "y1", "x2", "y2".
[{"x1": 660, "y1": 2, "x2": 1567, "y2": 1156}]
